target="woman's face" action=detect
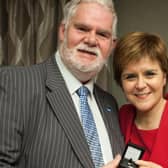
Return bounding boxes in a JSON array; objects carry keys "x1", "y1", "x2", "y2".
[{"x1": 121, "y1": 57, "x2": 166, "y2": 113}]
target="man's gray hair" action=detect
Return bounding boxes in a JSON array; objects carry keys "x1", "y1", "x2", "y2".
[{"x1": 62, "y1": 0, "x2": 118, "y2": 38}]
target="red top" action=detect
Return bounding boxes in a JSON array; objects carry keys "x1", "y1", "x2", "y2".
[
  {"x1": 119, "y1": 98, "x2": 168, "y2": 167},
  {"x1": 130, "y1": 123, "x2": 157, "y2": 160}
]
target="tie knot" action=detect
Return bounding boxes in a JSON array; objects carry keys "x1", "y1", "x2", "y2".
[{"x1": 77, "y1": 86, "x2": 89, "y2": 97}]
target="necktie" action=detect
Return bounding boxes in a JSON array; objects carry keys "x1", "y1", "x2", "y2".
[{"x1": 77, "y1": 86, "x2": 104, "y2": 168}]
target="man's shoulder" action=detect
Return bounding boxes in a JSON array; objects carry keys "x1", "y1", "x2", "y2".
[
  {"x1": 94, "y1": 84, "x2": 116, "y2": 98},
  {"x1": 94, "y1": 84, "x2": 118, "y2": 106},
  {"x1": 0, "y1": 59, "x2": 49, "y2": 77}
]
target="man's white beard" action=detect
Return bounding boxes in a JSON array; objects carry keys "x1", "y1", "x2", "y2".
[{"x1": 60, "y1": 40, "x2": 108, "y2": 75}]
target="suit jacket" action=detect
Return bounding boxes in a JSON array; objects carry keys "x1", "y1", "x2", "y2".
[{"x1": 0, "y1": 56, "x2": 124, "y2": 168}]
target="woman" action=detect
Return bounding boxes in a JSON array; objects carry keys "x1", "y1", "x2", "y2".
[{"x1": 112, "y1": 32, "x2": 168, "y2": 168}]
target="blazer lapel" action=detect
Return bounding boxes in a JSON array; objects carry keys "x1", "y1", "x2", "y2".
[
  {"x1": 94, "y1": 85, "x2": 124, "y2": 156},
  {"x1": 45, "y1": 57, "x2": 94, "y2": 168}
]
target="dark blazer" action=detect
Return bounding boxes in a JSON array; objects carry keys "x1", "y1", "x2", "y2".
[{"x1": 0, "y1": 56, "x2": 124, "y2": 168}]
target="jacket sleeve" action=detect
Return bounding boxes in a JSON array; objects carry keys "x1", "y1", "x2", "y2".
[{"x1": 0, "y1": 68, "x2": 23, "y2": 167}]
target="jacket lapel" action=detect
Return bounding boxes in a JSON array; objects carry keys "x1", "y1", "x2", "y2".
[
  {"x1": 45, "y1": 57, "x2": 94, "y2": 168},
  {"x1": 94, "y1": 85, "x2": 124, "y2": 156}
]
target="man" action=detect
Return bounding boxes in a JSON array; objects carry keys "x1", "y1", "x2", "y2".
[{"x1": 0, "y1": 0, "x2": 124, "y2": 167}]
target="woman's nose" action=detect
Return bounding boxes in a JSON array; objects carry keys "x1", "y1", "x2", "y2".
[{"x1": 135, "y1": 77, "x2": 147, "y2": 89}]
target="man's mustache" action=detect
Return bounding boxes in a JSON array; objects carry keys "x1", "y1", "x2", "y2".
[{"x1": 76, "y1": 44, "x2": 101, "y2": 57}]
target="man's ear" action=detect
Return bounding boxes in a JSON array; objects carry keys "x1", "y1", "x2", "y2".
[
  {"x1": 112, "y1": 38, "x2": 118, "y2": 49},
  {"x1": 59, "y1": 23, "x2": 66, "y2": 41}
]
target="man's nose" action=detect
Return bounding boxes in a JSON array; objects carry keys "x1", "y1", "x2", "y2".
[{"x1": 84, "y1": 31, "x2": 97, "y2": 47}]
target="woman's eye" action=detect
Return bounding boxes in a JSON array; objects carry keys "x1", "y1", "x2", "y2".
[
  {"x1": 122, "y1": 74, "x2": 137, "y2": 81},
  {"x1": 145, "y1": 71, "x2": 156, "y2": 78}
]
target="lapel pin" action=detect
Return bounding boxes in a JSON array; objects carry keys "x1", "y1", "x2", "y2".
[{"x1": 105, "y1": 106, "x2": 112, "y2": 112}]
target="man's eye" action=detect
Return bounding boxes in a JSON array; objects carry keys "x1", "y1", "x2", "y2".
[
  {"x1": 97, "y1": 32, "x2": 110, "y2": 38},
  {"x1": 98, "y1": 33, "x2": 106, "y2": 37},
  {"x1": 77, "y1": 26, "x2": 88, "y2": 32}
]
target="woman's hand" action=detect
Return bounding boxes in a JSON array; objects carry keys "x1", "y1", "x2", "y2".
[
  {"x1": 102, "y1": 154, "x2": 121, "y2": 168},
  {"x1": 135, "y1": 160, "x2": 163, "y2": 168}
]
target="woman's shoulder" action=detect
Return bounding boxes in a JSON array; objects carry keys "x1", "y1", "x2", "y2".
[
  {"x1": 120, "y1": 103, "x2": 135, "y2": 115},
  {"x1": 119, "y1": 104, "x2": 135, "y2": 125},
  {"x1": 119, "y1": 104, "x2": 135, "y2": 136}
]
